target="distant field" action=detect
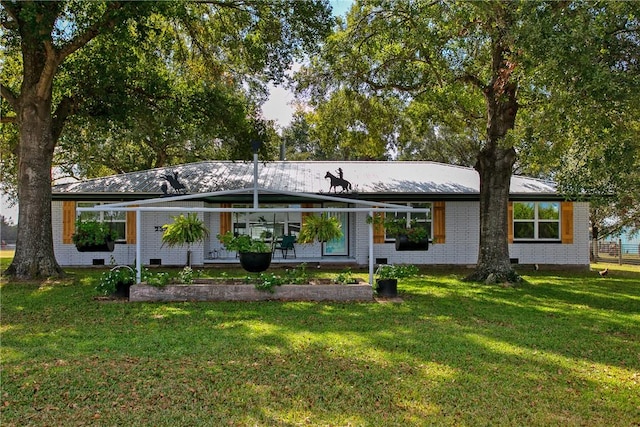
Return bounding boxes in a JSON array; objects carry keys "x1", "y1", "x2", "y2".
[
  {"x1": 0, "y1": 249, "x2": 14, "y2": 259},
  {"x1": 591, "y1": 262, "x2": 640, "y2": 274}
]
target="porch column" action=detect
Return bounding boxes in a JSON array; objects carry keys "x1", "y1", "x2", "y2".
[
  {"x1": 136, "y1": 209, "x2": 142, "y2": 283},
  {"x1": 369, "y1": 210, "x2": 374, "y2": 285}
]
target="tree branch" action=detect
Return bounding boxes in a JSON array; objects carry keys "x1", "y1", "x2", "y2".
[
  {"x1": 459, "y1": 73, "x2": 486, "y2": 91},
  {"x1": 56, "y1": 2, "x2": 126, "y2": 63},
  {"x1": 52, "y1": 96, "x2": 77, "y2": 143},
  {"x1": 0, "y1": 83, "x2": 19, "y2": 110},
  {"x1": 1, "y1": 116, "x2": 17, "y2": 124},
  {"x1": 0, "y1": 0, "x2": 19, "y2": 26},
  {"x1": 36, "y1": 2, "x2": 128, "y2": 100}
]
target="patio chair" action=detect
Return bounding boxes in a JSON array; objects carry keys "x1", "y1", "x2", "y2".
[{"x1": 273, "y1": 235, "x2": 297, "y2": 259}]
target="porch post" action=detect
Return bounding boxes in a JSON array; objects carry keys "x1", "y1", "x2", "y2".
[
  {"x1": 253, "y1": 152, "x2": 259, "y2": 209},
  {"x1": 136, "y1": 209, "x2": 142, "y2": 283},
  {"x1": 369, "y1": 210, "x2": 374, "y2": 285}
]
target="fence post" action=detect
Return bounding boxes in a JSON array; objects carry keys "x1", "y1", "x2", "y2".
[{"x1": 618, "y1": 238, "x2": 623, "y2": 265}]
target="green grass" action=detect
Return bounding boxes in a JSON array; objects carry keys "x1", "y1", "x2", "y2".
[{"x1": 1, "y1": 263, "x2": 639, "y2": 426}]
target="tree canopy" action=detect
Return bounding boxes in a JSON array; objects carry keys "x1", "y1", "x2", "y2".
[
  {"x1": 513, "y1": 1, "x2": 640, "y2": 238},
  {"x1": 0, "y1": 0, "x2": 333, "y2": 279},
  {"x1": 292, "y1": 0, "x2": 640, "y2": 279}
]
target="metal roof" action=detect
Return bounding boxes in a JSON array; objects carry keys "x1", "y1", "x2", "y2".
[{"x1": 51, "y1": 160, "x2": 558, "y2": 200}]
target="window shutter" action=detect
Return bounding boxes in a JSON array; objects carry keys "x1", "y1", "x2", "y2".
[
  {"x1": 301, "y1": 203, "x2": 314, "y2": 225},
  {"x1": 433, "y1": 201, "x2": 446, "y2": 243},
  {"x1": 373, "y1": 212, "x2": 385, "y2": 244},
  {"x1": 62, "y1": 201, "x2": 76, "y2": 244},
  {"x1": 126, "y1": 206, "x2": 137, "y2": 244},
  {"x1": 220, "y1": 203, "x2": 231, "y2": 234},
  {"x1": 508, "y1": 202, "x2": 514, "y2": 243},
  {"x1": 561, "y1": 202, "x2": 574, "y2": 244}
]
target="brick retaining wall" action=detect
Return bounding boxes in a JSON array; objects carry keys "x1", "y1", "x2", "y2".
[{"x1": 130, "y1": 283, "x2": 374, "y2": 302}]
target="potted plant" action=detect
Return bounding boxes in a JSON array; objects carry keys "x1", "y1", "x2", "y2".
[
  {"x1": 72, "y1": 219, "x2": 118, "y2": 252},
  {"x1": 217, "y1": 231, "x2": 272, "y2": 273},
  {"x1": 95, "y1": 265, "x2": 136, "y2": 298},
  {"x1": 161, "y1": 213, "x2": 210, "y2": 267},
  {"x1": 368, "y1": 215, "x2": 429, "y2": 251},
  {"x1": 374, "y1": 264, "x2": 419, "y2": 297},
  {"x1": 297, "y1": 213, "x2": 343, "y2": 244}
]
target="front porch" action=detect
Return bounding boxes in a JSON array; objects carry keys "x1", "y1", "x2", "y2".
[{"x1": 203, "y1": 254, "x2": 360, "y2": 267}]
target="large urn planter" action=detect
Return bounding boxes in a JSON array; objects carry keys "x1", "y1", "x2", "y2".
[
  {"x1": 75, "y1": 239, "x2": 115, "y2": 252},
  {"x1": 376, "y1": 278, "x2": 398, "y2": 297},
  {"x1": 395, "y1": 235, "x2": 429, "y2": 251},
  {"x1": 114, "y1": 280, "x2": 133, "y2": 298},
  {"x1": 217, "y1": 232, "x2": 273, "y2": 272},
  {"x1": 239, "y1": 251, "x2": 272, "y2": 273},
  {"x1": 374, "y1": 264, "x2": 418, "y2": 298}
]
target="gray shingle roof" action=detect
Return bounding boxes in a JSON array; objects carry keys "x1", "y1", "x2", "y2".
[{"x1": 51, "y1": 160, "x2": 558, "y2": 198}]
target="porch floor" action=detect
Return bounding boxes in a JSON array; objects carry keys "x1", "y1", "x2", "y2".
[{"x1": 203, "y1": 255, "x2": 359, "y2": 267}]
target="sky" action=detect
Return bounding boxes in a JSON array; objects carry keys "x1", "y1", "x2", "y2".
[
  {"x1": 260, "y1": 0, "x2": 351, "y2": 129},
  {"x1": 0, "y1": 1, "x2": 354, "y2": 224}
]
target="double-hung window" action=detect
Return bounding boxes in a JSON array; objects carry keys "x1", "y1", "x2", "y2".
[
  {"x1": 76, "y1": 202, "x2": 126, "y2": 242},
  {"x1": 384, "y1": 202, "x2": 432, "y2": 241},
  {"x1": 513, "y1": 202, "x2": 560, "y2": 241}
]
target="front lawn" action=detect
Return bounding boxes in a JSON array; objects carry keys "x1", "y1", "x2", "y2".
[{"x1": 1, "y1": 265, "x2": 639, "y2": 426}]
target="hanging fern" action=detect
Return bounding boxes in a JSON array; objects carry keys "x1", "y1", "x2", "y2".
[
  {"x1": 297, "y1": 213, "x2": 343, "y2": 244},
  {"x1": 161, "y1": 213, "x2": 210, "y2": 248}
]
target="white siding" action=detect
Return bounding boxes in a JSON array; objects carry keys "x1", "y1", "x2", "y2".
[
  {"x1": 353, "y1": 201, "x2": 589, "y2": 267},
  {"x1": 352, "y1": 202, "x2": 479, "y2": 266},
  {"x1": 508, "y1": 201, "x2": 590, "y2": 266},
  {"x1": 53, "y1": 200, "x2": 206, "y2": 267},
  {"x1": 53, "y1": 200, "x2": 590, "y2": 268}
]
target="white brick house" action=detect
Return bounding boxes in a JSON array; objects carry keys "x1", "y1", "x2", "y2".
[{"x1": 51, "y1": 161, "x2": 590, "y2": 269}]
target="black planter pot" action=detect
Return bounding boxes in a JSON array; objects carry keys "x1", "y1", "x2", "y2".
[
  {"x1": 114, "y1": 281, "x2": 133, "y2": 298},
  {"x1": 376, "y1": 278, "x2": 398, "y2": 297},
  {"x1": 75, "y1": 239, "x2": 115, "y2": 252},
  {"x1": 395, "y1": 235, "x2": 429, "y2": 251},
  {"x1": 239, "y1": 252, "x2": 272, "y2": 273}
]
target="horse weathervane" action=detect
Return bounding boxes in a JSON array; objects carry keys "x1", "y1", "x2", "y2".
[
  {"x1": 325, "y1": 168, "x2": 352, "y2": 193},
  {"x1": 160, "y1": 170, "x2": 187, "y2": 196}
]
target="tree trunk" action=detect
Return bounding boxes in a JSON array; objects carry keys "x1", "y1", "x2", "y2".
[
  {"x1": 465, "y1": 57, "x2": 520, "y2": 283},
  {"x1": 2, "y1": 1, "x2": 130, "y2": 279},
  {"x1": 465, "y1": 146, "x2": 519, "y2": 283},
  {"x1": 4, "y1": 88, "x2": 64, "y2": 279}
]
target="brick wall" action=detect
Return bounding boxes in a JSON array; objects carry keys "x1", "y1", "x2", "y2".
[{"x1": 53, "y1": 200, "x2": 590, "y2": 268}]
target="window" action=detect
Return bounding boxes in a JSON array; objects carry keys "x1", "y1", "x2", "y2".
[
  {"x1": 513, "y1": 202, "x2": 560, "y2": 241},
  {"x1": 77, "y1": 202, "x2": 126, "y2": 242},
  {"x1": 385, "y1": 202, "x2": 432, "y2": 241},
  {"x1": 232, "y1": 205, "x2": 301, "y2": 240}
]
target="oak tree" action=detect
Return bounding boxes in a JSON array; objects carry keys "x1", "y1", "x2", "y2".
[
  {"x1": 1, "y1": 0, "x2": 332, "y2": 279},
  {"x1": 295, "y1": 0, "x2": 639, "y2": 282}
]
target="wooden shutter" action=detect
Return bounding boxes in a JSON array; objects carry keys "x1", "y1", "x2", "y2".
[
  {"x1": 126, "y1": 206, "x2": 137, "y2": 244},
  {"x1": 508, "y1": 202, "x2": 514, "y2": 243},
  {"x1": 433, "y1": 201, "x2": 446, "y2": 244},
  {"x1": 301, "y1": 203, "x2": 314, "y2": 225},
  {"x1": 62, "y1": 201, "x2": 76, "y2": 244},
  {"x1": 561, "y1": 202, "x2": 574, "y2": 244},
  {"x1": 220, "y1": 203, "x2": 232, "y2": 234},
  {"x1": 373, "y1": 212, "x2": 385, "y2": 244}
]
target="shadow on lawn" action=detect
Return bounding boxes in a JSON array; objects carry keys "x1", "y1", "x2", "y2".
[
  {"x1": 3, "y1": 271, "x2": 639, "y2": 370},
  {"x1": 2, "y1": 271, "x2": 639, "y2": 425}
]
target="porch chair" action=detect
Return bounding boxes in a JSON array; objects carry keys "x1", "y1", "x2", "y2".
[{"x1": 273, "y1": 235, "x2": 297, "y2": 259}]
